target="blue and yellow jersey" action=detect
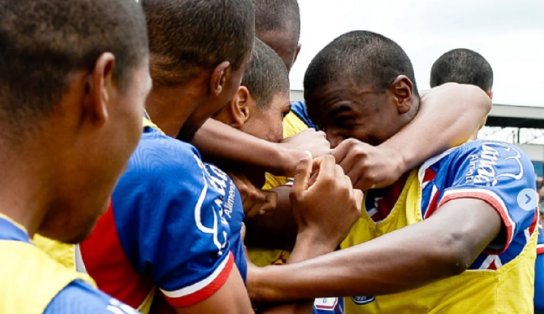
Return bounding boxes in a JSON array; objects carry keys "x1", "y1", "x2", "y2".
[
  {"x1": 257, "y1": 102, "x2": 314, "y2": 265},
  {"x1": 0, "y1": 215, "x2": 137, "y2": 314},
  {"x1": 342, "y1": 140, "x2": 538, "y2": 313},
  {"x1": 77, "y1": 119, "x2": 246, "y2": 313},
  {"x1": 33, "y1": 234, "x2": 76, "y2": 269},
  {"x1": 257, "y1": 102, "x2": 343, "y2": 313}
]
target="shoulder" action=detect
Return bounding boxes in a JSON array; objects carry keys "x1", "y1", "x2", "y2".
[
  {"x1": 424, "y1": 140, "x2": 534, "y2": 178},
  {"x1": 134, "y1": 128, "x2": 201, "y2": 167},
  {"x1": 121, "y1": 129, "x2": 206, "y2": 188},
  {"x1": 45, "y1": 280, "x2": 138, "y2": 314}
]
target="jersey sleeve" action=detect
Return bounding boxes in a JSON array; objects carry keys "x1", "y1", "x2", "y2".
[
  {"x1": 112, "y1": 138, "x2": 236, "y2": 307},
  {"x1": 45, "y1": 280, "x2": 139, "y2": 314},
  {"x1": 437, "y1": 141, "x2": 538, "y2": 253}
]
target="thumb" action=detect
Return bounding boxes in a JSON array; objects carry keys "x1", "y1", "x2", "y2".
[
  {"x1": 331, "y1": 139, "x2": 350, "y2": 163},
  {"x1": 291, "y1": 155, "x2": 312, "y2": 197},
  {"x1": 353, "y1": 189, "x2": 364, "y2": 212}
]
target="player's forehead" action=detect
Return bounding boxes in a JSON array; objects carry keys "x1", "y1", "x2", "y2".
[{"x1": 310, "y1": 81, "x2": 373, "y2": 109}]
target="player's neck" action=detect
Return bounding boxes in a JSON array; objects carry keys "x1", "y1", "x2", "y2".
[
  {"x1": 0, "y1": 149, "x2": 53, "y2": 237},
  {"x1": 146, "y1": 76, "x2": 210, "y2": 138}
]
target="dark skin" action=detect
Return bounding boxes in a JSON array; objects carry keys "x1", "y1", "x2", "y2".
[
  {"x1": 247, "y1": 76, "x2": 504, "y2": 302},
  {"x1": 249, "y1": 198, "x2": 501, "y2": 301}
]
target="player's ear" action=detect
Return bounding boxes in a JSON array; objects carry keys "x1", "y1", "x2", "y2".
[
  {"x1": 212, "y1": 86, "x2": 251, "y2": 128},
  {"x1": 293, "y1": 43, "x2": 301, "y2": 65},
  {"x1": 210, "y1": 61, "x2": 231, "y2": 97},
  {"x1": 389, "y1": 75, "x2": 414, "y2": 114},
  {"x1": 230, "y1": 86, "x2": 251, "y2": 128},
  {"x1": 486, "y1": 90, "x2": 493, "y2": 100},
  {"x1": 83, "y1": 52, "x2": 116, "y2": 127}
]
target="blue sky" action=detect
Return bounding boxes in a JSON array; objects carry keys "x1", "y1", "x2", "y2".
[{"x1": 289, "y1": 0, "x2": 544, "y2": 107}]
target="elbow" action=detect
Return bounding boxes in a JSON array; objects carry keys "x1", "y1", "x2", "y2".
[
  {"x1": 465, "y1": 83, "x2": 492, "y2": 115},
  {"x1": 431, "y1": 233, "x2": 474, "y2": 277}
]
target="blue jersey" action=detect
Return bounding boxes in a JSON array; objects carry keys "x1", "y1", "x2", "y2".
[
  {"x1": 417, "y1": 140, "x2": 538, "y2": 270},
  {"x1": 0, "y1": 216, "x2": 137, "y2": 314},
  {"x1": 79, "y1": 124, "x2": 246, "y2": 311},
  {"x1": 290, "y1": 100, "x2": 318, "y2": 130}
]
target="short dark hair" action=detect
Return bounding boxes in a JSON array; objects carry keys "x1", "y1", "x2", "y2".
[
  {"x1": 243, "y1": 39, "x2": 289, "y2": 109},
  {"x1": 304, "y1": 30, "x2": 419, "y2": 107},
  {"x1": 0, "y1": 0, "x2": 148, "y2": 136},
  {"x1": 254, "y1": 0, "x2": 300, "y2": 47},
  {"x1": 143, "y1": 0, "x2": 255, "y2": 86},
  {"x1": 430, "y1": 48, "x2": 493, "y2": 92}
]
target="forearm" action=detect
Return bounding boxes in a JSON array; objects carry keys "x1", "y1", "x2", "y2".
[
  {"x1": 192, "y1": 119, "x2": 295, "y2": 175},
  {"x1": 257, "y1": 224, "x2": 336, "y2": 314},
  {"x1": 249, "y1": 224, "x2": 456, "y2": 302},
  {"x1": 379, "y1": 83, "x2": 491, "y2": 171},
  {"x1": 245, "y1": 186, "x2": 297, "y2": 250},
  {"x1": 249, "y1": 200, "x2": 500, "y2": 302}
]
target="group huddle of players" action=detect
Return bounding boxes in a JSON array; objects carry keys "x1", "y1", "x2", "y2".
[{"x1": 0, "y1": 0, "x2": 542, "y2": 313}]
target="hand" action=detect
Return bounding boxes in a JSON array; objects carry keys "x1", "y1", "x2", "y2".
[
  {"x1": 279, "y1": 129, "x2": 331, "y2": 176},
  {"x1": 229, "y1": 172, "x2": 278, "y2": 218},
  {"x1": 332, "y1": 138, "x2": 405, "y2": 190},
  {"x1": 290, "y1": 155, "x2": 363, "y2": 250}
]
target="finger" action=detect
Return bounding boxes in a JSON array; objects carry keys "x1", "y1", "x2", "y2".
[
  {"x1": 353, "y1": 189, "x2": 364, "y2": 211},
  {"x1": 334, "y1": 141, "x2": 362, "y2": 177},
  {"x1": 331, "y1": 139, "x2": 351, "y2": 163},
  {"x1": 240, "y1": 222, "x2": 246, "y2": 241},
  {"x1": 309, "y1": 155, "x2": 336, "y2": 189},
  {"x1": 258, "y1": 192, "x2": 278, "y2": 215},
  {"x1": 353, "y1": 174, "x2": 381, "y2": 191},
  {"x1": 246, "y1": 201, "x2": 265, "y2": 218},
  {"x1": 353, "y1": 175, "x2": 371, "y2": 191},
  {"x1": 291, "y1": 156, "x2": 312, "y2": 196},
  {"x1": 243, "y1": 194, "x2": 258, "y2": 216}
]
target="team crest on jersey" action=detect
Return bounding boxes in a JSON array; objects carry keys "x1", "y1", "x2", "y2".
[
  {"x1": 465, "y1": 142, "x2": 524, "y2": 187},
  {"x1": 351, "y1": 295, "x2": 375, "y2": 305},
  {"x1": 314, "y1": 297, "x2": 338, "y2": 310}
]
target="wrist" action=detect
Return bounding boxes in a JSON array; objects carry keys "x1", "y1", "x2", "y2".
[
  {"x1": 379, "y1": 141, "x2": 409, "y2": 173},
  {"x1": 247, "y1": 265, "x2": 284, "y2": 303},
  {"x1": 246, "y1": 265, "x2": 264, "y2": 301},
  {"x1": 275, "y1": 145, "x2": 303, "y2": 177},
  {"x1": 289, "y1": 229, "x2": 337, "y2": 263}
]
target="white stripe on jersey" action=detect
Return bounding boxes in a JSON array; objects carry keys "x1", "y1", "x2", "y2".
[
  {"x1": 160, "y1": 252, "x2": 232, "y2": 298},
  {"x1": 479, "y1": 254, "x2": 503, "y2": 270}
]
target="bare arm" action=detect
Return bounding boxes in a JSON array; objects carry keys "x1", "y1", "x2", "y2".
[
  {"x1": 257, "y1": 156, "x2": 363, "y2": 314},
  {"x1": 174, "y1": 265, "x2": 254, "y2": 314},
  {"x1": 383, "y1": 83, "x2": 491, "y2": 171},
  {"x1": 245, "y1": 185, "x2": 297, "y2": 250},
  {"x1": 334, "y1": 83, "x2": 492, "y2": 190},
  {"x1": 248, "y1": 198, "x2": 501, "y2": 302},
  {"x1": 193, "y1": 119, "x2": 329, "y2": 177}
]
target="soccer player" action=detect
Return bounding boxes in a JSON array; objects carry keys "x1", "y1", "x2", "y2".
[
  {"x1": 211, "y1": 39, "x2": 292, "y2": 192},
  {"x1": 195, "y1": 0, "x2": 493, "y2": 196},
  {"x1": 77, "y1": 1, "x2": 362, "y2": 313},
  {"x1": 431, "y1": 48, "x2": 494, "y2": 98},
  {"x1": 0, "y1": 0, "x2": 150, "y2": 313},
  {"x1": 430, "y1": 48, "x2": 494, "y2": 139},
  {"x1": 431, "y1": 47, "x2": 544, "y2": 313},
  {"x1": 247, "y1": 30, "x2": 539, "y2": 313}
]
